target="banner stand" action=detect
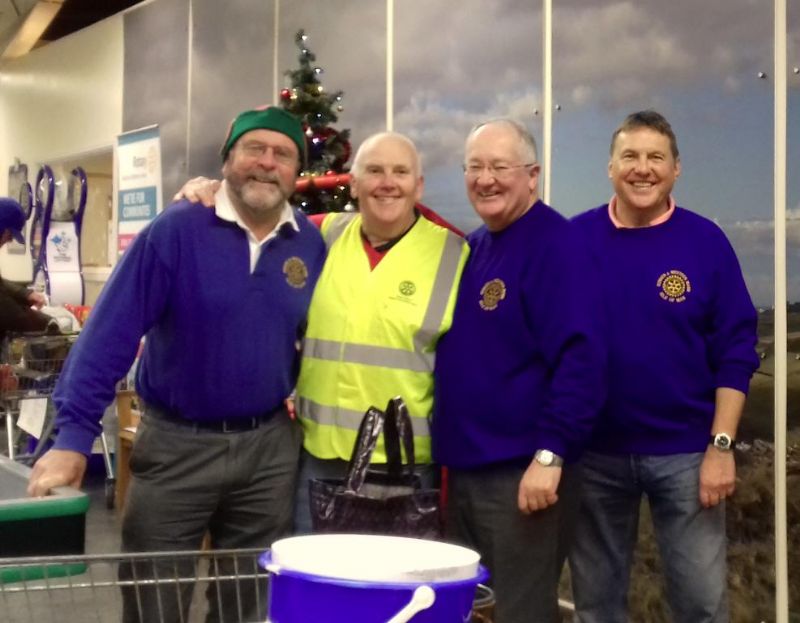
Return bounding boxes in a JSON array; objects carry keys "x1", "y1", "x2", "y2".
[{"x1": 32, "y1": 166, "x2": 87, "y2": 305}]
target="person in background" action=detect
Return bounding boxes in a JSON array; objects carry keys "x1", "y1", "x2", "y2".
[
  {"x1": 433, "y1": 118, "x2": 606, "y2": 623},
  {"x1": 175, "y1": 131, "x2": 469, "y2": 534},
  {"x1": 568, "y1": 110, "x2": 759, "y2": 623},
  {"x1": 0, "y1": 197, "x2": 50, "y2": 342},
  {"x1": 27, "y1": 106, "x2": 326, "y2": 623}
]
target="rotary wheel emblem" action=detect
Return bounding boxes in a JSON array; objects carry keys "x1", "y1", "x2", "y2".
[
  {"x1": 657, "y1": 270, "x2": 691, "y2": 303},
  {"x1": 399, "y1": 280, "x2": 416, "y2": 296},
  {"x1": 283, "y1": 257, "x2": 308, "y2": 289},
  {"x1": 479, "y1": 278, "x2": 507, "y2": 311}
]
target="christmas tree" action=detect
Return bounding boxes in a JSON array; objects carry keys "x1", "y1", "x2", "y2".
[{"x1": 280, "y1": 30, "x2": 353, "y2": 214}]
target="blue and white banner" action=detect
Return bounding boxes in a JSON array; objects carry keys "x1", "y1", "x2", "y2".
[{"x1": 116, "y1": 126, "x2": 162, "y2": 254}]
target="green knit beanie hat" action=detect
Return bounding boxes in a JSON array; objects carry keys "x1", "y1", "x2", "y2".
[{"x1": 220, "y1": 106, "x2": 305, "y2": 164}]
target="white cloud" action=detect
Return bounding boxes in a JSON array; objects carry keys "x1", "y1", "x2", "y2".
[
  {"x1": 718, "y1": 213, "x2": 800, "y2": 305},
  {"x1": 364, "y1": 0, "x2": 795, "y2": 135},
  {"x1": 550, "y1": 0, "x2": 777, "y2": 109},
  {"x1": 570, "y1": 85, "x2": 594, "y2": 106},
  {"x1": 555, "y1": 3, "x2": 694, "y2": 80},
  {"x1": 394, "y1": 88, "x2": 542, "y2": 170},
  {"x1": 722, "y1": 215, "x2": 800, "y2": 254}
]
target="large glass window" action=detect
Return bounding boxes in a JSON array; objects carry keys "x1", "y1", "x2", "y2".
[
  {"x1": 278, "y1": 0, "x2": 386, "y2": 161},
  {"x1": 394, "y1": 0, "x2": 541, "y2": 233},
  {"x1": 189, "y1": 0, "x2": 276, "y2": 177}
]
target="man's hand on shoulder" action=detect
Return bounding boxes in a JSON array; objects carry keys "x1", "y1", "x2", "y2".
[
  {"x1": 172, "y1": 177, "x2": 221, "y2": 208},
  {"x1": 27, "y1": 449, "x2": 87, "y2": 497}
]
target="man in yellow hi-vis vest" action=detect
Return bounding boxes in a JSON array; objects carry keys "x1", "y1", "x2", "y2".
[
  {"x1": 294, "y1": 132, "x2": 469, "y2": 532},
  {"x1": 174, "y1": 132, "x2": 469, "y2": 533}
]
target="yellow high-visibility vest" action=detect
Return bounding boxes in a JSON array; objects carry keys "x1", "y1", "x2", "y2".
[{"x1": 296, "y1": 212, "x2": 469, "y2": 463}]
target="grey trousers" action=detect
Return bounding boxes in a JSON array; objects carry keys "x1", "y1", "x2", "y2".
[
  {"x1": 119, "y1": 408, "x2": 302, "y2": 623},
  {"x1": 446, "y1": 462, "x2": 581, "y2": 623}
]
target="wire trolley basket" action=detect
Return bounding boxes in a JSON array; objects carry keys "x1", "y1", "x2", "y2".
[
  {"x1": 1, "y1": 332, "x2": 79, "y2": 462},
  {"x1": 0, "y1": 332, "x2": 77, "y2": 397},
  {"x1": 1, "y1": 332, "x2": 117, "y2": 508},
  {"x1": 0, "y1": 547, "x2": 268, "y2": 623}
]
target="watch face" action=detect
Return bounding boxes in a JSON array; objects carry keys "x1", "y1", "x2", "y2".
[
  {"x1": 536, "y1": 450, "x2": 554, "y2": 465},
  {"x1": 714, "y1": 434, "x2": 732, "y2": 450}
]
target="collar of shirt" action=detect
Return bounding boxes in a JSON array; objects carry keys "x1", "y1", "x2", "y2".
[
  {"x1": 607, "y1": 195, "x2": 676, "y2": 229},
  {"x1": 214, "y1": 180, "x2": 299, "y2": 272},
  {"x1": 359, "y1": 209, "x2": 420, "y2": 270}
]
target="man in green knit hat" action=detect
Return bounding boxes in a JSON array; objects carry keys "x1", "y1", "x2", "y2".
[{"x1": 28, "y1": 105, "x2": 325, "y2": 623}]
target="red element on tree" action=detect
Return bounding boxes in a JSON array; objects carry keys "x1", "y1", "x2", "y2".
[
  {"x1": 280, "y1": 88, "x2": 291, "y2": 101},
  {"x1": 295, "y1": 172, "x2": 352, "y2": 193}
]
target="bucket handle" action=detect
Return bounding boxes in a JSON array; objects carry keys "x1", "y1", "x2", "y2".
[
  {"x1": 260, "y1": 549, "x2": 281, "y2": 575},
  {"x1": 385, "y1": 585, "x2": 436, "y2": 623}
]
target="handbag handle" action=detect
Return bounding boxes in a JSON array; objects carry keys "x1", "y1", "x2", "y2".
[
  {"x1": 343, "y1": 405, "x2": 385, "y2": 492},
  {"x1": 383, "y1": 396, "x2": 416, "y2": 478},
  {"x1": 343, "y1": 396, "x2": 417, "y2": 492}
]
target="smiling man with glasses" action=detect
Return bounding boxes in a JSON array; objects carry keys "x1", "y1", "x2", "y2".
[
  {"x1": 433, "y1": 118, "x2": 606, "y2": 623},
  {"x1": 28, "y1": 105, "x2": 326, "y2": 623}
]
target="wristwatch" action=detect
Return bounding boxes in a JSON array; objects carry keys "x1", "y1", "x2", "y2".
[
  {"x1": 709, "y1": 433, "x2": 736, "y2": 452},
  {"x1": 534, "y1": 449, "x2": 564, "y2": 467}
]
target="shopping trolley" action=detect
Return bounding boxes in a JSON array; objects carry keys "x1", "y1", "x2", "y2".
[
  {"x1": 0, "y1": 332, "x2": 116, "y2": 508},
  {"x1": 0, "y1": 548, "x2": 267, "y2": 623}
]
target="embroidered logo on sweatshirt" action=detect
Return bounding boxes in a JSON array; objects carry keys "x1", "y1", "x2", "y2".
[
  {"x1": 283, "y1": 257, "x2": 308, "y2": 288},
  {"x1": 479, "y1": 278, "x2": 507, "y2": 311},
  {"x1": 657, "y1": 270, "x2": 691, "y2": 303}
]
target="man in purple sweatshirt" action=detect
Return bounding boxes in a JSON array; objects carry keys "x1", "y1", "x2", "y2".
[
  {"x1": 27, "y1": 106, "x2": 326, "y2": 623},
  {"x1": 433, "y1": 119, "x2": 606, "y2": 623},
  {"x1": 569, "y1": 110, "x2": 759, "y2": 623}
]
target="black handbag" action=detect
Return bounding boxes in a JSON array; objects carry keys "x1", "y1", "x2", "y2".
[{"x1": 308, "y1": 397, "x2": 442, "y2": 539}]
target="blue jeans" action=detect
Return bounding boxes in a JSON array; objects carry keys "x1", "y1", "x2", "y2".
[
  {"x1": 569, "y1": 451, "x2": 728, "y2": 623},
  {"x1": 293, "y1": 449, "x2": 438, "y2": 534}
]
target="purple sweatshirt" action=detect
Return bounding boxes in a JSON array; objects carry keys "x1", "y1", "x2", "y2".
[
  {"x1": 571, "y1": 205, "x2": 759, "y2": 455},
  {"x1": 433, "y1": 202, "x2": 606, "y2": 468},
  {"x1": 53, "y1": 200, "x2": 325, "y2": 455}
]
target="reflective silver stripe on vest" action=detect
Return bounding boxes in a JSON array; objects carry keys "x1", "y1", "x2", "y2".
[
  {"x1": 298, "y1": 396, "x2": 431, "y2": 437},
  {"x1": 323, "y1": 212, "x2": 357, "y2": 248},
  {"x1": 413, "y1": 229, "x2": 464, "y2": 353},
  {"x1": 304, "y1": 338, "x2": 434, "y2": 373}
]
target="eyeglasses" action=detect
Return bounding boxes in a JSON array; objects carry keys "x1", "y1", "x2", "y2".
[
  {"x1": 238, "y1": 142, "x2": 298, "y2": 166},
  {"x1": 462, "y1": 162, "x2": 536, "y2": 180}
]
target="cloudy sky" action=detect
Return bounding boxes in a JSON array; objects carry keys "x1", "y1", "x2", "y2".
[{"x1": 273, "y1": 0, "x2": 799, "y2": 306}]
